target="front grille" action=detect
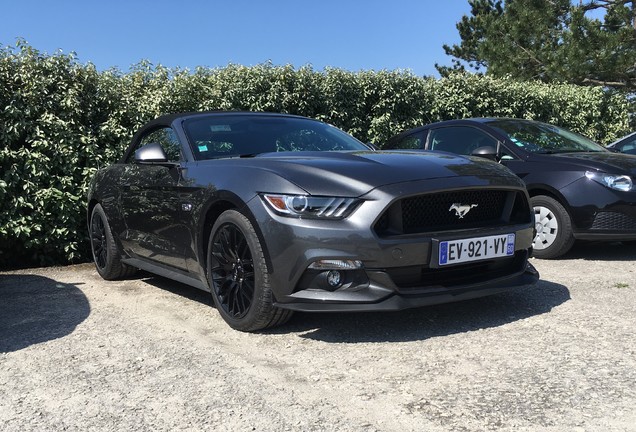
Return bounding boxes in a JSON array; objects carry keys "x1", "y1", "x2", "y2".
[
  {"x1": 374, "y1": 189, "x2": 530, "y2": 236},
  {"x1": 387, "y1": 251, "x2": 527, "y2": 292},
  {"x1": 591, "y1": 212, "x2": 636, "y2": 230}
]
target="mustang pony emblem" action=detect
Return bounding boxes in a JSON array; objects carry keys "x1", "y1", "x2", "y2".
[{"x1": 449, "y1": 203, "x2": 478, "y2": 218}]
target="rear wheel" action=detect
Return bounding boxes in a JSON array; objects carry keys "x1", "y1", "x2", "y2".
[
  {"x1": 531, "y1": 195, "x2": 575, "y2": 259},
  {"x1": 90, "y1": 204, "x2": 136, "y2": 280},
  {"x1": 207, "y1": 210, "x2": 293, "y2": 332}
]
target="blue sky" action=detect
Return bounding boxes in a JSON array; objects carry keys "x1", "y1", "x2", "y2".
[{"x1": 0, "y1": 0, "x2": 471, "y2": 77}]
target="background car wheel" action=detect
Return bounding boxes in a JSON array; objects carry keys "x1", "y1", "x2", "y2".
[
  {"x1": 90, "y1": 204, "x2": 137, "y2": 280},
  {"x1": 207, "y1": 210, "x2": 293, "y2": 332},
  {"x1": 531, "y1": 195, "x2": 575, "y2": 259}
]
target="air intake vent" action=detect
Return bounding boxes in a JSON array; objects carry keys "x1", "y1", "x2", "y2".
[{"x1": 591, "y1": 212, "x2": 636, "y2": 230}]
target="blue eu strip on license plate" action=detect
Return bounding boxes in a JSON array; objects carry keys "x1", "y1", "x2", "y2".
[{"x1": 439, "y1": 234, "x2": 515, "y2": 266}]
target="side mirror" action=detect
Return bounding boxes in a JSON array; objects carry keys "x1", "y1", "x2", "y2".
[
  {"x1": 135, "y1": 142, "x2": 170, "y2": 163},
  {"x1": 471, "y1": 145, "x2": 498, "y2": 161}
]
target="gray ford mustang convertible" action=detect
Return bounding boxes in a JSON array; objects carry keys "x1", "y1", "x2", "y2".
[{"x1": 88, "y1": 112, "x2": 539, "y2": 331}]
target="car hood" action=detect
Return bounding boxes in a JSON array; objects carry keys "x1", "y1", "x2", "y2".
[
  {"x1": 541, "y1": 152, "x2": 636, "y2": 175},
  {"x1": 204, "y1": 150, "x2": 522, "y2": 196}
]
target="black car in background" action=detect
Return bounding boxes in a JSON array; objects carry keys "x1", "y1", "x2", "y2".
[
  {"x1": 88, "y1": 112, "x2": 539, "y2": 331},
  {"x1": 387, "y1": 118, "x2": 636, "y2": 259},
  {"x1": 607, "y1": 131, "x2": 636, "y2": 155}
]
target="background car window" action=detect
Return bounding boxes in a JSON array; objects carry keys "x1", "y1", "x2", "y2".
[
  {"x1": 620, "y1": 137, "x2": 636, "y2": 155},
  {"x1": 129, "y1": 127, "x2": 181, "y2": 162},
  {"x1": 488, "y1": 120, "x2": 604, "y2": 153},
  {"x1": 396, "y1": 135, "x2": 423, "y2": 149},
  {"x1": 429, "y1": 126, "x2": 498, "y2": 155}
]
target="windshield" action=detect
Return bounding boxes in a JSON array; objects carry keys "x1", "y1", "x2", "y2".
[
  {"x1": 487, "y1": 120, "x2": 606, "y2": 154},
  {"x1": 183, "y1": 115, "x2": 369, "y2": 160}
]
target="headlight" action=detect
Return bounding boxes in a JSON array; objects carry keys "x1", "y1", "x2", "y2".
[
  {"x1": 585, "y1": 171, "x2": 633, "y2": 192},
  {"x1": 262, "y1": 194, "x2": 361, "y2": 219}
]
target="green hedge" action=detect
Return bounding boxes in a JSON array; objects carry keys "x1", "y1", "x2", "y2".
[{"x1": 0, "y1": 43, "x2": 631, "y2": 268}]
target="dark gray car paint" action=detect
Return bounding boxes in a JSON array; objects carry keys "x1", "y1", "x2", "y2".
[{"x1": 88, "y1": 112, "x2": 539, "y2": 312}]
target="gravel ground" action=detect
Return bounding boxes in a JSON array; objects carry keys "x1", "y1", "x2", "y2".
[{"x1": 1, "y1": 242, "x2": 635, "y2": 431}]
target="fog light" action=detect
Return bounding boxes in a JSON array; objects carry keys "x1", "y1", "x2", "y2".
[{"x1": 326, "y1": 270, "x2": 342, "y2": 287}]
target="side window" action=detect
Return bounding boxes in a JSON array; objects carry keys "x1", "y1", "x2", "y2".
[
  {"x1": 128, "y1": 127, "x2": 181, "y2": 162},
  {"x1": 620, "y1": 138, "x2": 636, "y2": 155},
  {"x1": 429, "y1": 126, "x2": 498, "y2": 156},
  {"x1": 396, "y1": 134, "x2": 423, "y2": 150}
]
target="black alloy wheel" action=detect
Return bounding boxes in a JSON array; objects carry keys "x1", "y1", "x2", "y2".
[
  {"x1": 210, "y1": 222, "x2": 255, "y2": 319},
  {"x1": 91, "y1": 211, "x2": 108, "y2": 270},
  {"x1": 207, "y1": 210, "x2": 293, "y2": 331},
  {"x1": 89, "y1": 204, "x2": 136, "y2": 280}
]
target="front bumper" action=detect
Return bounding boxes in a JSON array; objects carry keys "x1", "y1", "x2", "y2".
[
  {"x1": 249, "y1": 178, "x2": 538, "y2": 312},
  {"x1": 561, "y1": 177, "x2": 636, "y2": 240},
  {"x1": 275, "y1": 262, "x2": 539, "y2": 312}
]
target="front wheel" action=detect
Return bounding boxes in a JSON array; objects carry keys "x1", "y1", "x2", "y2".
[
  {"x1": 207, "y1": 210, "x2": 293, "y2": 332},
  {"x1": 531, "y1": 195, "x2": 575, "y2": 259}
]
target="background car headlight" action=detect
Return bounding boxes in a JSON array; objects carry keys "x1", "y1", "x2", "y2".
[
  {"x1": 585, "y1": 171, "x2": 633, "y2": 192},
  {"x1": 262, "y1": 194, "x2": 361, "y2": 219}
]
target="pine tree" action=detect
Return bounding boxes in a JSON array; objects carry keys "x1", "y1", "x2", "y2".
[{"x1": 438, "y1": 0, "x2": 636, "y2": 92}]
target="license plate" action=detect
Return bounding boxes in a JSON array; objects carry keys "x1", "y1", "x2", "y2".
[{"x1": 439, "y1": 234, "x2": 515, "y2": 266}]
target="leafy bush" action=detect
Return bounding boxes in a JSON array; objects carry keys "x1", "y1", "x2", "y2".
[
  {"x1": 0, "y1": 44, "x2": 112, "y2": 267},
  {"x1": 0, "y1": 43, "x2": 631, "y2": 268}
]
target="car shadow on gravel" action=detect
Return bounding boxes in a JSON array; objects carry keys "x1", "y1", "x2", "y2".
[
  {"x1": 557, "y1": 241, "x2": 636, "y2": 261},
  {"x1": 0, "y1": 274, "x2": 90, "y2": 353},
  {"x1": 271, "y1": 279, "x2": 569, "y2": 343},
  {"x1": 137, "y1": 272, "x2": 213, "y2": 305}
]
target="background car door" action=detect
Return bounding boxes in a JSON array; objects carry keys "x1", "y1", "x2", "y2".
[{"x1": 119, "y1": 127, "x2": 190, "y2": 271}]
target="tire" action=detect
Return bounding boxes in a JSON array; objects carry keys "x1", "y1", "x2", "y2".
[
  {"x1": 531, "y1": 195, "x2": 575, "y2": 259},
  {"x1": 207, "y1": 210, "x2": 293, "y2": 332},
  {"x1": 89, "y1": 204, "x2": 137, "y2": 280}
]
